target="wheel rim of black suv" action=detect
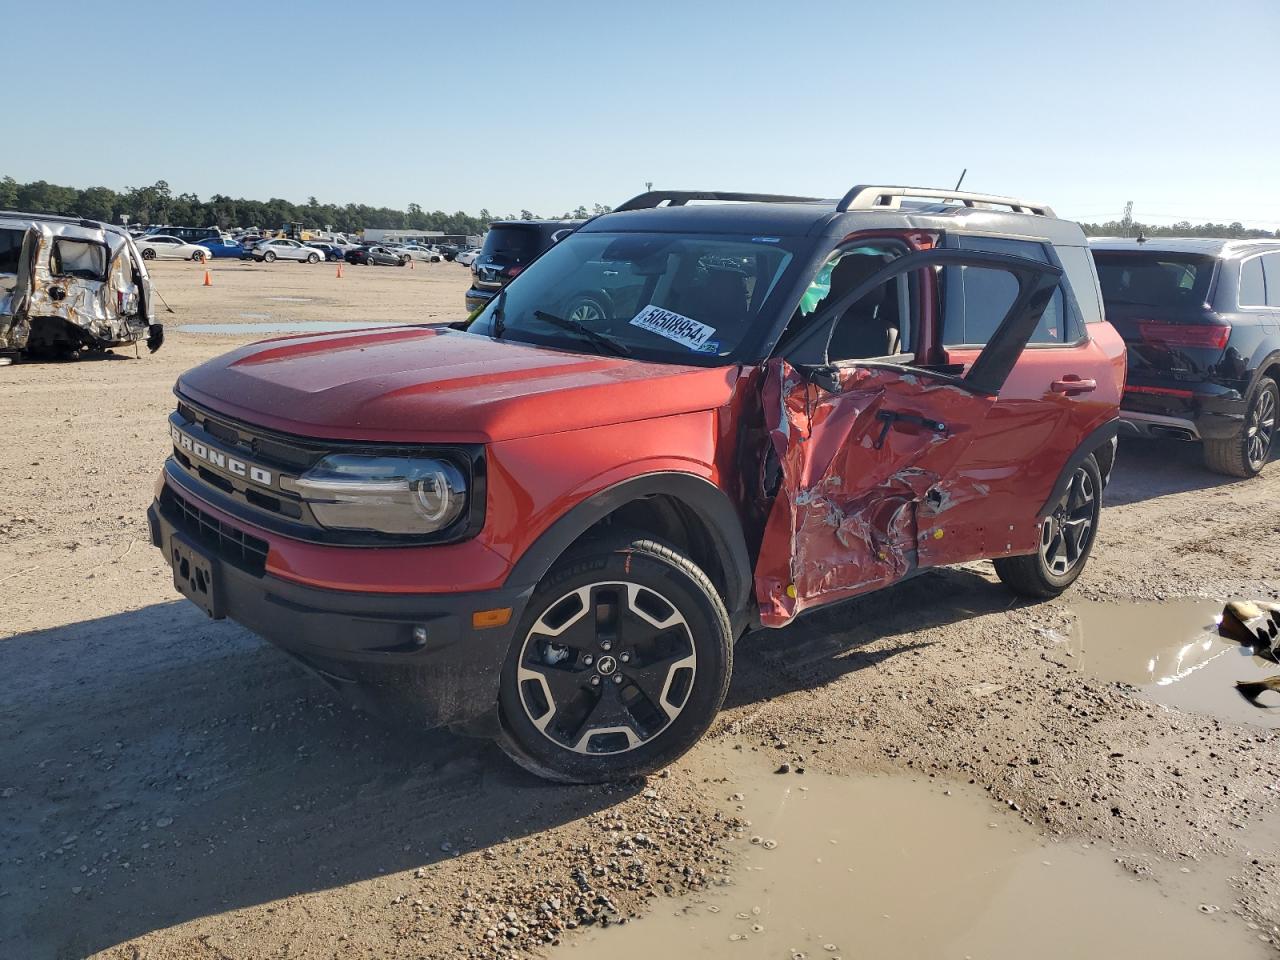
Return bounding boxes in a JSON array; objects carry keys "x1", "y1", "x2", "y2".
[
  {"x1": 516, "y1": 581, "x2": 697, "y2": 756},
  {"x1": 1247, "y1": 387, "x2": 1276, "y2": 471},
  {"x1": 1041, "y1": 465, "x2": 1095, "y2": 576}
]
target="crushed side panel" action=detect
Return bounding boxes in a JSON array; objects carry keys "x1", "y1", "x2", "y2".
[{"x1": 755, "y1": 359, "x2": 994, "y2": 627}]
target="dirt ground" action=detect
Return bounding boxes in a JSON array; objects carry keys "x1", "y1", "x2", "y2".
[{"x1": 1, "y1": 258, "x2": 1277, "y2": 959}]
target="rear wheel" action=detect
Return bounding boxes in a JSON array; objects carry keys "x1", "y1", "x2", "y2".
[
  {"x1": 994, "y1": 454, "x2": 1101, "y2": 598},
  {"x1": 565, "y1": 294, "x2": 609, "y2": 325},
  {"x1": 263, "y1": 250, "x2": 277, "y2": 263},
  {"x1": 141, "y1": 248, "x2": 155, "y2": 261},
  {"x1": 1203, "y1": 377, "x2": 1277, "y2": 478},
  {"x1": 497, "y1": 537, "x2": 732, "y2": 783}
]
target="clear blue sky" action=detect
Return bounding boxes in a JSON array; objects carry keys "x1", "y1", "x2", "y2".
[{"x1": 6, "y1": 0, "x2": 1278, "y2": 227}]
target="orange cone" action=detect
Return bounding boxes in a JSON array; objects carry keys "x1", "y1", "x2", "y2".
[
  {"x1": 202, "y1": 269, "x2": 212, "y2": 287},
  {"x1": 336, "y1": 263, "x2": 343, "y2": 278}
]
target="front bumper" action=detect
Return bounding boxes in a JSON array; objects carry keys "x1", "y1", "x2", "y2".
[{"x1": 147, "y1": 491, "x2": 529, "y2": 730}]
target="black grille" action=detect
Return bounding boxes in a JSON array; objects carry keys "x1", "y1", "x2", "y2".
[{"x1": 163, "y1": 487, "x2": 269, "y2": 575}]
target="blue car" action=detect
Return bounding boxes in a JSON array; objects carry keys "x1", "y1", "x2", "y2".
[{"x1": 198, "y1": 237, "x2": 246, "y2": 259}]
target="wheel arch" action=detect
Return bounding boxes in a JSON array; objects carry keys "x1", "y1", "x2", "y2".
[
  {"x1": 1037, "y1": 418, "x2": 1120, "y2": 517},
  {"x1": 504, "y1": 472, "x2": 753, "y2": 636}
]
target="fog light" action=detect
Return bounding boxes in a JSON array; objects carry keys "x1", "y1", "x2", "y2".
[
  {"x1": 472, "y1": 608, "x2": 512, "y2": 629},
  {"x1": 412, "y1": 625, "x2": 429, "y2": 645}
]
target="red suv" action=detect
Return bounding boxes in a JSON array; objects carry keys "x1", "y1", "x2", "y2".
[{"x1": 149, "y1": 186, "x2": 1125, "y2": 783}]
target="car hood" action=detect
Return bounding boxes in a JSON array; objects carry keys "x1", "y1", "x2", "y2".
[{"x1": 176, "y1": 326, "x2": 740, "y2": 443}]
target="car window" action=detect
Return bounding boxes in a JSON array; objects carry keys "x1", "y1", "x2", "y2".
[
  {"x1": 50, "y1": 239, "x2": 107, "y2": 280},
  {"x1": 469, "y1": 231, "x2": 798, "y2": 363},
  {"x1": 944, "y1": 236, "x2": 1079, "y2": 346},
  {"x1": 0, "y1": 228, "x2": 25, "y2": 275},
  {"x1": 1240, "y1": 256, "x2": 1266, "y2": 307},
  {"x1": 1264, "y1": 253, "x2": 1280, "y2": 308},
  {"x1": 1093, "y1": 251, "x2": 1215, "y2": 309},
  {"x1": 791, "y1": 245, "x2": 917, "y2": 362}
]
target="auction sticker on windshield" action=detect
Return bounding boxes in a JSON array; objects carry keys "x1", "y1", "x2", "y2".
[{"x1": 629, "y1": 304, "x2": 716, "y2": 351}]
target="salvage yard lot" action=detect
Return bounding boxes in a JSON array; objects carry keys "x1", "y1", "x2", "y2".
[{"x1": 1, "y1": 259, "x2": 1278, "y2": 958}]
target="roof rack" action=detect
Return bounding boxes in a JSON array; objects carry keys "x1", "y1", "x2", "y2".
[
  {"x1": 614, "y1": 190, "x2": 823, "y2": 212},
  {"x1": 835, "y1": 185, "x2": 1054, "y2": 217}
]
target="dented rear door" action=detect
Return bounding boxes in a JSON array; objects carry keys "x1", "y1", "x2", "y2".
[
  {"x1": 0, "y1": 225, "x2": 40, "y2": 350},
  {"x1": 754, "y1": 248, "x2": 1062, "y2": 626}
]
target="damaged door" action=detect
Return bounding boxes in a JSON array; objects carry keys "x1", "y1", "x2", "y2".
[
  {"x1": 755, "y1": 248, "x2": 1063, "y2": 626},
  {"x1": 0, "y1": 225, "x2": 40, "y2": 352}
]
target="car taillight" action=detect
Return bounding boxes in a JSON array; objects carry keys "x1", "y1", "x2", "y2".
[
  {"x1": 505, "y1": 265, "x2": 524, "y2": 278},
  {"x1": 1136, "y1": 320, "x2": 1230, "y2": 350}
]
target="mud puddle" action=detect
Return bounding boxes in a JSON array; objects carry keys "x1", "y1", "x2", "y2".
[
  {"x1": 1050, "y1": 600, "x2": 1279, "y2": 729},
  {"x1": 563, "y1": 756, "x2": 1263, "y2": 959},
  {"x1": 179, "y1": 321, "x2": 394, "y2": 335}
]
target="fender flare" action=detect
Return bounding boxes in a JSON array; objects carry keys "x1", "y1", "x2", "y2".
[
  {"x1": 1247, "y1": 349, "x2": 1280, "y2": 393},
  {"x1": 503, "y1": 472, "x2": 753, "y2": 618},
  {"x1": 1037, "y1": 418, "x2": 1120, "y2": 517}
]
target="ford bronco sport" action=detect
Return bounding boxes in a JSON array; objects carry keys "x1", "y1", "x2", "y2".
[{"x1": 149, "y1": 186, "x2": 1124, "y2": 783}]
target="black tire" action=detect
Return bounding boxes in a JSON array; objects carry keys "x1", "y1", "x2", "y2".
[
  {"x1": 263, "y1": 250, "x2": 277, "y2": 263},
  {"x1": 1203, "y1": 377, "x2": 1277, "y2": 478},
  {"x1": 141, "y1": 248, "x2": 155, "y2": 261},
  {"x1": 496, "y1": 536, "x2": 732, "y2": 784},
  {"x1": 994, "y1": 454, "x2": 1102, "y2": 599},
  {"x1": 307, "y1": 252, "x2": 320, "y2": 263}
]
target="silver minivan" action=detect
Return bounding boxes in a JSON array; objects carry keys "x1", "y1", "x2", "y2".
[{"x1": 0, "y1": 211, "x2": 160, "y2": 359}]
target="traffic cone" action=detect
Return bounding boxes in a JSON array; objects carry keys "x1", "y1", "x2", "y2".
[
  {"x1": 202, "y1": 268, "x2": 212, "y2": 287},
  {"x1": 410, "y1": 258, "x2": 414, "y2": 270},
  {"x1": 336, "y1": 263, "x2": 343, "y2": 278}
]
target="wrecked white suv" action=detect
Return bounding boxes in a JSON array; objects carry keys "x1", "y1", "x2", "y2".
[{"x1": 0, "y1": 211, "x2": 161, "y2": 360}]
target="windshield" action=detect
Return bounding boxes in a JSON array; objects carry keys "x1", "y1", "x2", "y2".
[
  {"x1": 469, "y1": 231, "x2": 798, "y2": 363},
  {"x1": 1093, "y1": 252, "x2": 1215, "y2": 308}
]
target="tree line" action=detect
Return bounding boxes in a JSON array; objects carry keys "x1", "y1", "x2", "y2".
[
  {"x1": 0, "y1": 176, "x2": 612, "y2": 235},
  {"x1": 1077, "y1": 218, "x2": 1278, "y2": 240},
  {"x1": 3, "y1": 175, "x2": 1275, "y2": 239}
]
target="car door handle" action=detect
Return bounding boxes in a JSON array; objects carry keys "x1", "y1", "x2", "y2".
[
  {"x1": 874, "y1": 409, "x2": 948, "y2": 449},
  {"x1": 1051, "y1": 377, "x2": 1097, "y2": 395}
]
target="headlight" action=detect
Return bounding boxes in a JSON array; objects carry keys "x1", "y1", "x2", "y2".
[{"x1": 286, "y1": 454, "x2": 467, "y2": 535}]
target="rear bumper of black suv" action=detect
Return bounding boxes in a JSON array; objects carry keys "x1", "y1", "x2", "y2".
[
  {"x1": 147, "y1": 494, "x2": 529, "y2": 731},
  {"x1": 465, "y1": 285, "x2": 498, "y2": 312},
  {"x1": 1119, "y1": 380, "x2": 1247, "y2": 442}
]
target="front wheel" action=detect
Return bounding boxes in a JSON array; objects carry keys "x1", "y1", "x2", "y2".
[
  {"x1": 307, "y1": 252, "x2": 320, "y2": 264},
  {"x1": 263, "y1": 251, "x2": 277, "y2": 263},
  {"x1": 1204, "y1": 377, "x2": 1277, "y2": 478},
  {"x1": 141, "y1": 248, "x2": 155, "y2": 261},
  {"x1": 497, "y1": 537, "x2": 732, "y2": 783},
  {"x1": 994, "y1": 454, "x2": 1102, "y2": 598}
]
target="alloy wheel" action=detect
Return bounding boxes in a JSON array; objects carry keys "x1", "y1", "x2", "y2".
[
  {"x1": 516, "y1": 581, "x2": 696, "y2": 755},
  {"x1": 1040, "y1": 465, "x2": 1096, "y2": 576},
  {"x1": 1246, "y1": 385, "x2": 1276, "y2": 471},
  {"x1": 567, "y1": 299, "x2": 605, "y2": 324}
]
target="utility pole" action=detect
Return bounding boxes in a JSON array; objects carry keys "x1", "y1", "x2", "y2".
[
  {"x1": 645, "y1": 181, "x2": 653, "y2": 193},
  {"x1": 1122, "y1": 201, "x2": 1134, "y2": 238}
]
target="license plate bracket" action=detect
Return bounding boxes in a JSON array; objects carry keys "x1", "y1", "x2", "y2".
[{"x1": 169, "y1": 532, "x2": 223, "y2": 619}]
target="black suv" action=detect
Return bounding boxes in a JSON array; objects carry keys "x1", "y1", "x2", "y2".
[
  {"x1": 465, "y1": 220, "x2": 583, "y2": 313},
  {"x1": 1091, "y1": 238, "x2": 1280, "y2": 477}
]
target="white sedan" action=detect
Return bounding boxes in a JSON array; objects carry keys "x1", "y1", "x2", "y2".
[
  {"x1": 135, "y1": 235, "x2": 214, "y2": 262},
  {"x1": 455, "y1": 248, "x2": 481, "y2": 267},
  {"x1": 250, "y1": 238, "x2": 323, "y2": 264},
  {"x1": 394, "y1": 244, "x2": 444, "y2": 262}
]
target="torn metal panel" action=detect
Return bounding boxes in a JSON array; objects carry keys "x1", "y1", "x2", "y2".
[
  {"x1": 754, "y1": 358, "x2": 994, "y2": 626},
  {"x1": 0, "y1": 212, "x2": 157, "y2": 358}
]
